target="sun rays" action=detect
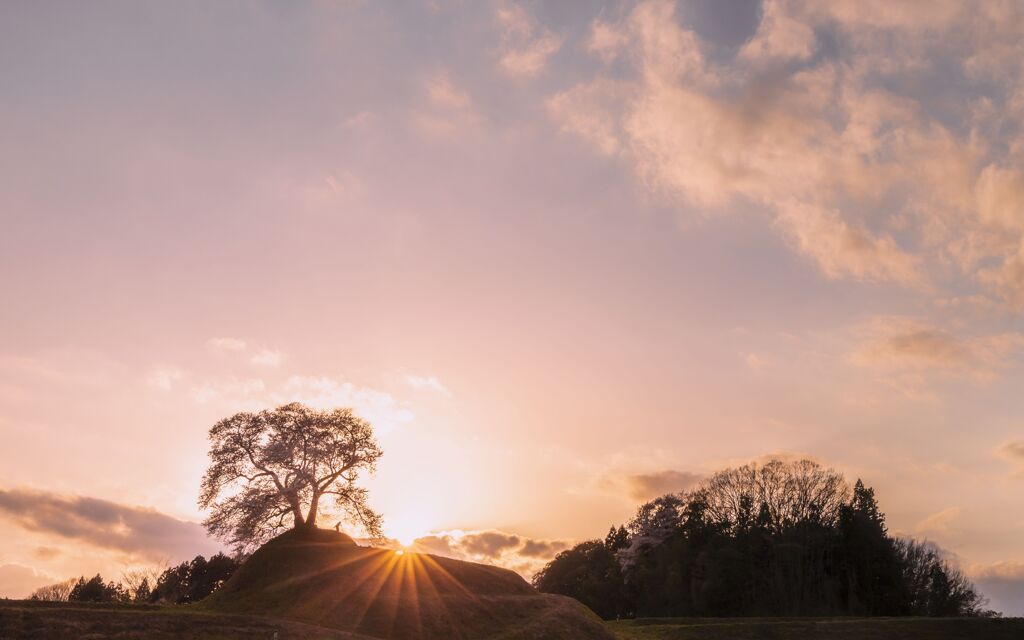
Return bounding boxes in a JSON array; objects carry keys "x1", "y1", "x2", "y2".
[{"x1": 254, "y1": 541, "x2": 485, "y2": 637}]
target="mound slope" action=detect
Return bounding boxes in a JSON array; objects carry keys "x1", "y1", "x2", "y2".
[{"x1": 202, "y1": 528, "x2": 613, "y2": 640}]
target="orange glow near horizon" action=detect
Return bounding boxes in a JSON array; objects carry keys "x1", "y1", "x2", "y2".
[{"x1": 384, "y1": 506, "x2": 438, "y2": 548}]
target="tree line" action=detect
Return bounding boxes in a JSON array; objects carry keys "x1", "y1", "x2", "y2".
[
  {"x1": 534, "y1": 459, "x2": 993, "y2": 619},
  {"x1": 29, "y1": 553, "x2": 239, "y2": 605}
]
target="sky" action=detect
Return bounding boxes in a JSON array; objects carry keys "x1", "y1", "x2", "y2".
[{"x1": 2, "y1": 0, "x2": 1024, "y2": 615}]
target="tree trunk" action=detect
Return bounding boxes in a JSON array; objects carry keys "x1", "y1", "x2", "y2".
[
  {"x1": 290, "y1": 495, "x2": 306, "y2": 528},
  {"x1": 306, "y1": 491, "x2": 320, "y2": 528}
]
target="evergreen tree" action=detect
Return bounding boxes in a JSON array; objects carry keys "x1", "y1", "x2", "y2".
[
  {"x1": 151, "y1": 553, "x2": 240, "y2": 604},
  {"x1": 534, "y1": 460, "x2": 987, "y2": 620},
  {"x1": 851, "y1": 480, "x2": 886, "y2": 532},
  {"x1": 133, "y1": 578, "x2": 151, "y2": 603},
  {"x1": 604, "y1": 526, "x2": 629, "y2": 550},
  {"x1": 68, "y1": 575, "x2": 127, "y2": 603}
]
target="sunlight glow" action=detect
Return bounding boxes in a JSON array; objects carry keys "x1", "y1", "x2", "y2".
[{"x1": 386, "y1": 510, "x2": 436, "y2": 547}]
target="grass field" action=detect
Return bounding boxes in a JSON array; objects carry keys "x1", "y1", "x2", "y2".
[
  {"x1": 0, "y1": 599, "x2": 366, "y2": 640},
  {"x1": 3, "y1": 601, "x2": 1024, "y2": 640},
  {"x1": 608, "y1": 616, "x2": 1024, "y2": 640}
]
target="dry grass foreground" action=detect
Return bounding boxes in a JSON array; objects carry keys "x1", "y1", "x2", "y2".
[
  {"x1": 608, "y1": 616, "x2": 1024, "y2": 639},
  {"x1": 199, "y1": 527, "x2": 613, "y2": 640},
  {"x1": 0, "y1": 599, "x2": 367, "y2": 639}
]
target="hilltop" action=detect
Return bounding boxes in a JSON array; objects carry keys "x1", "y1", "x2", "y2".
[{"x1": 200, "y1": 526, "x2": 613, "y2": 640}]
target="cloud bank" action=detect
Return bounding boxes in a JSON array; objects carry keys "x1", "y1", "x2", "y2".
[
  {"x1": 548, "y1": 0, "x2": 1024, "y2": 307},
  {"x1": 611, "y1": 469, "x2": 704, "y2": 502},
  {"x1": 973, "y1": 562, "x2": 1024, "y2": 616},
  {"x1": 0, "y1": 488, "x2": 218, "y2": 561},
  {"x1": 401, "y1": 529, "x2": 570, "y2": 578}
]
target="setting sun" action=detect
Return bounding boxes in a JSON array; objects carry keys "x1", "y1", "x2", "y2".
[{"x1": 384, "y1": 507, "x2": 437, "y2": 548}]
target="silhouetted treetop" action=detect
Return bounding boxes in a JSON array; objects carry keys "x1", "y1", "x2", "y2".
[
  {"x1": 849, "y1": 478, "x2": 886, "y2": 533},
  {"x1": 696, "y1": 459, "x2": 848, "y2": 531},
  {"x1": 536, "y1": 458, "x2": 988, "y2": 620},
  {"x1": 199, "y1": 402, "x2": 383, "y2": 553},
  {"x1": 67, "y1": 575, "x2": 127, "y2": 603},
  {"x1": 150, "y1": 553, "x2": 241, "y2": 604}
]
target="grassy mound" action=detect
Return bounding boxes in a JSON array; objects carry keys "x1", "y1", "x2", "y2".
[
  {"x1": 608, "y1": 616, "x2": 1024, "y2": 639},
  {"x1": 201, "y1": 527, "x2": 613, "y2": 640}
]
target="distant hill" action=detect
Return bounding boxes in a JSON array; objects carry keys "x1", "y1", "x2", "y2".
[{"x1": 200, "y1": 527, "x2": 613, "y2": 640}]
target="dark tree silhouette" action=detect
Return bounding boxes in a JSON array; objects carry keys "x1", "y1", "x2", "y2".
[
  {"x1": 837, "y1": 479, "x2": 902, "y2": 614},
  {"x1": 532, "y1": 539, "x2": 630, "y2": 619},
  {"x1": 150, "y1": 553, "x2": 241, "y2": 604},
  {"x1": 67, "y1": 575, "x2": 128, "y2": 603},
  {"x1": 696, "y1": 459, "x2": 848, "y2": 531},
  {"x1": 605, "y1": 526, "x2": 629, "y2": 551},
  {"x1": 894, "y1": 538, "x2": 985, "y2": 616},
  {"x1": 535, "y1": 459, "x2": 989, "y2": 620},
  {"x1": 199, "y1": 402, "x2": 383, "y2": 552},
  {"x1": 133, "y1": 578, "x2": 152, "y2": 603},
  {"x1": 29, "y1": 578, "x2": 77, "y2": 602},
  {"x1": 627, "y1": 494, "x2": 684, "y2": 538}
]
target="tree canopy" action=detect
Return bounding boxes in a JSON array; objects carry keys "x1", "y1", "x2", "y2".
[
  {"x1": 150, "y1": 553, "x2": 241, "y2": 604},
  {"x1": 67, "y1": 575, "x2": 128, "y2": 603},
  {"x1": 29, "y1": 578, "x2": 78, "y2": 602},
  {"x1": 535, "y1": 459, "x2": 989, "y2": 619},
  {"x1": 199, "y1": 402, "x2": 383, "y2": 552},
  {"x1": 32, "y1": 553, "x2": 240, "y2": 606}
]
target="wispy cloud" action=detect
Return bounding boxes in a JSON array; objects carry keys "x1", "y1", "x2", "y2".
[
  {"x1": 997, "y1": 441, "x2": 1024, "y2": 475},
  {"x1": 426, "y1": 71, "x2": 472, "y2": 111},
  {"x1": 401, "y1": 528, "x2": 570, "y2": 578},
  {"x1": 273, "y1": 375, "x2": 414, "y2": 434},
  {"x1": 191, "y1": 377, "x2": 266, "y2": 404},
  {"x1": 601, "y1": 469, "x2": 703, "y2": 502},
  {"x1": 739, "y1": 0, "x2": 815, "y2": 62},
  {"x1": 411, "y1": 70, "x2": 482, "y2": 139},
  {"x1": 144, "y1": 367, "x2": 184, "y2": 391},
  {"x1": 186, "y1": 373, "x2": 414, "y2": 434},
  {"x1": 587, "y1": 18, "x2": 627, "y2": 64},
  {"x1": 249, "y1": 349, "x2": 284, "y2": 367},
  {"x1": 404, "y1": 374, "x2": 451, "y2": 396},
  {"x1": 849, "y1": 317, "x2": 1024, "y2": 387},
  {"x1": 775, "y1": 202, "x2": 922, "y2": 286},
  {"x1": 203, "y1": 339, "x2": 285, "y2": 368},
  {"x1": 915, "y1": 506, "x2": 961, "y2": 536},
  {"x1": 496, "y1": 2, "x2": 561, "y2": 77},
  {"x1": 205, "y1": 337, "x2": 247, "y2": 353}
]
